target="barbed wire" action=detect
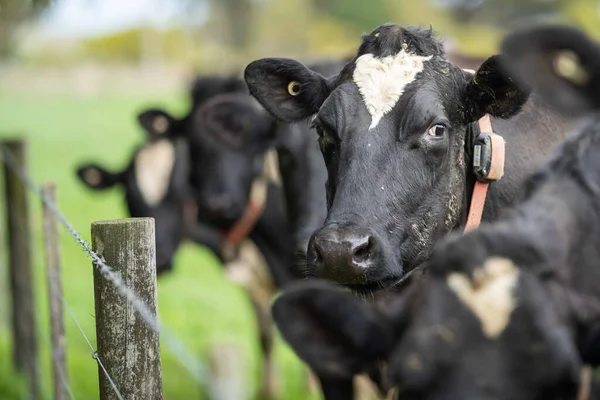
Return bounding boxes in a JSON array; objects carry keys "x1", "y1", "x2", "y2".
[{"x1": 0, "y1": 144, "x2": 207, "y2": 386}]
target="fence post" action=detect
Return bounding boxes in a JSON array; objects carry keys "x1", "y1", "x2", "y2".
[
  {"x1": 91, "y1": 218, "x2": 163, "y2": 400},
  {"x1": 2, "y1": 139, "x2": 39, "y2": 400},
  {"x1": 42, "y1": 183, "x2": 68, "y2": 400}
]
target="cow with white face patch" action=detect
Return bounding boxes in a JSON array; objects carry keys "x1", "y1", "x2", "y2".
[
  {"x1": 269, "y1": 25, "x2": 600, "y2": 400},
  {"x1": 77, "y1": 114, "x2": 223, "y2": 274},
  {"x1": 244, "y1": 23, "x2": 574, "y2": 292}
]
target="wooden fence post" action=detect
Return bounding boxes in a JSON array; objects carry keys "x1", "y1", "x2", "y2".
[
  {"x1": 2, "y1": 139, "x2": 39, "y2": 400},
  {"x1": 42, "y1": 183, "x2": 69, "y2": 400},
  {"x1": 91, "y1": 218, "x2": 163, "y2": 400}
]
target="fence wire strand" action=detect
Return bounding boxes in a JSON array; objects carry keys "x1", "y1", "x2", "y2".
[
  {"x1": 54, "y1": 355, "x2": 77, "y2": 400},
  {"x1": 62, "y1": 298, "x2": 124, "y2": 400},
  {"x1": 0, "y1": 144, "x2": 207, "y2": 387}
]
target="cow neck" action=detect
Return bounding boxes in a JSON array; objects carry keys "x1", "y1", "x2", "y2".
[
  {"x1": 221, "y1": 150, "x2": 294, "y2": 286},
  {"x1": 245, "y1": 183, "x2": 294, "y2": 287},
  {"x1": 223, "y1": 175, "x2": 268, "y2": 248},
  {"x1": 223, "y1": 149, "x2": 279, "y2": 250}
]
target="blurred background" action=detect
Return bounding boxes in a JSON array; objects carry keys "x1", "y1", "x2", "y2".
[{"x1": 0, "y1": 0, "x2": 598, "y2": 399}]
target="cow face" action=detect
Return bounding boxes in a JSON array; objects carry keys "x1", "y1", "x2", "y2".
[
  {"x1": 77, "y1": 130, "x2": 191, "y2": 274},
  {"x1": 273, "y1": 266, "x2": 594, "y2": 400},
  {"x1": 245, "y1": 24, "x2": 530, "y2": 291},
  {"x1": 162, "y1": 93, "x2": 279, "y2": 229}
]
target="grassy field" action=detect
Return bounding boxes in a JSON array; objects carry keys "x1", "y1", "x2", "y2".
[{"x1": 0, "y1": 91, "x2": 317, "y2": 399}]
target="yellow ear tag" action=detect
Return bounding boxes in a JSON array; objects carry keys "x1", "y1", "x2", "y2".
[
  {"x1": 152, "y1": 115, "x2": 169, "y2": 134},
  {"x1": 553, "y1": 50, "x2": 589, "y2": 86},
  {"x1": 287, "y1": 81, "x2": 302, "y2": 96}
]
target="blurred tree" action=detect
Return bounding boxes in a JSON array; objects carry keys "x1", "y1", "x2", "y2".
[
  {"x1": 176, "y1": 0, "x2": 253, "y2": 49},
  {"x1": 311, "y1": 0, "x2": 390, "y2": 32},
  {"x1": 0, "y1": 0, "x2": 54, "y2": 56}
]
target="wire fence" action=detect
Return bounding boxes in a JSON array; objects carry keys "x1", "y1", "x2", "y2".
[
  {"x1": 62, "y1": 296, "x2": 123, "y2": 400},
  {"x1": 0, "y1": 143, "x2": 209, "y2": 397}
]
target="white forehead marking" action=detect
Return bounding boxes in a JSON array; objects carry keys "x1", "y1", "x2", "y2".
[
  {"x1": 446, "y1": 257, "x2": 519, "y2": 339},
  {"x1": 352, "y1": 49, "x2": 432, "y2": 129},
  {"x1": 134, "y1": 139, "x2": 176, "y2": 207}
]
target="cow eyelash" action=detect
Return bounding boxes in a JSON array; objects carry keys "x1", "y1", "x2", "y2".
[{"x1": 310, "y1": 121, "x2": 324, "y2": 136}]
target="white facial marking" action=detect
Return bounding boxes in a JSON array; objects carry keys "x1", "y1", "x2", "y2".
[
  {"x1": 447, "y1": 257, "x2": 519, "y2": 339},
  {"x1": 353, "y1": 50, "x2": 432, "y2": 129},
  {"x1": 134, "y1": 139, "x2": 176, "y2": 206}
]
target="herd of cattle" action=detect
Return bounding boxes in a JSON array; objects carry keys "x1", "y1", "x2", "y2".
[{"x1": 78, "y1": 21, "x2": 600, "y2": 400}]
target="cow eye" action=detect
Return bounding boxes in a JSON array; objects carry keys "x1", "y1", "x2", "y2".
[
  {"x1": 314, "y1": 125, "x2": 336, "y2": 158},
  {"x1": 315, "y1": 125, "x2": 325, "y2": 138},
  {"x1": 428, "y1": 124, "x2": 446, "y2": 137}
]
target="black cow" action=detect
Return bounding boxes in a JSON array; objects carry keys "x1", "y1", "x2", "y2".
[
  {"x1": 270, "y1": 25, "x2": 600, "y2": 400},
  {"x1": 77, "y1": 122, "x2": 223, "y2": 274},
  {"x1": 244, "y1": 23, "x2": 573, "y2": 293}
]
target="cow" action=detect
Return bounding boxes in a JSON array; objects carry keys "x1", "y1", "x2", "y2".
[
  {"x1": 269, "y1": 25, "x2": 600, "y2": 400},
  {"x1": 76, "y1": 119, "x2": 223, "y2": 274},
  {"x1": 243, "y1": 23, "x2": 574, "y2": 294}
]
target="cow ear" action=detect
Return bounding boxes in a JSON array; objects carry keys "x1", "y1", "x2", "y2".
[
  {"x1": 501, "y1": 25, "x2": 600, "y2": 116},
  {"x1": 244, "y1": 58, "x2": 332, "y2": 122},
  {"x1": 137, "y1": 109, "x2": 179, "y2": 138},
  {"x1": 272, "y1": 280, "x2": 393, "y2": 379},
  {"x1": 76, "y1": 164, "x2": 123, "y2": 190},
  {"x1": 462, "y1": 55, "x2": 531, "y2": 122}
]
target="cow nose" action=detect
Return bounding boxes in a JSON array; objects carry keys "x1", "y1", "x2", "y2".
[
  {"x1": 308, "y1": 224, "x2": 380, "y2": 284},
  {"x1": 203, "y1": 194, "x2": 240, "y2": 219}
]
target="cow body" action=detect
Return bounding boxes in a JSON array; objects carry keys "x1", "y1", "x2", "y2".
[{"x1": 244, "y1": 24, "x2": 574, "y2": 293}]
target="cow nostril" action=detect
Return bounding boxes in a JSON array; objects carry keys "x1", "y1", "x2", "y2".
[
  {"x1": 205, "y1": 195, "x2": 238, "y2": 217},
  {"x1": 311, "y1": 238, "x2": 324, "y2": 265},
  {"x1": 352, "y1": 237, "x2": 372, "y2": 263}
]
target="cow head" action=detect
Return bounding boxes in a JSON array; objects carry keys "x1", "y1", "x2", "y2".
[
  {"x1": 245, "y1": 24, "x2": 530, "y2": 291},
  {"x1": 77, "y1": 114, "x2": 192, "y2": 274},
  {"x1": 148, "y1": 92, "x2": 280, "y2": 229},
  {"x1": 500, "y1": 25, "x2": 600, "y2": 118}
]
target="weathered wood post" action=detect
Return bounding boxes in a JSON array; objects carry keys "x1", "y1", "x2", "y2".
[
  {"x1": 91, "y1": 218, "x2": 163, "y2": 400},
  {"x1": 1, "y1": 139, "x2": 39, "y2": 400},
  {"x1": 42, "y1": 183, "x2": 69, "y2": 400}
]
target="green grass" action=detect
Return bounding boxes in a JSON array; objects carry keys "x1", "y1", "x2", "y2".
[{"x1": 0, "y1": 91, "x2": 318, "y2": 400}]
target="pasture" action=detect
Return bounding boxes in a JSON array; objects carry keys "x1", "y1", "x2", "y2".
[{"x1": 0, "y1": 90, "x2": 314, "y2": 400}]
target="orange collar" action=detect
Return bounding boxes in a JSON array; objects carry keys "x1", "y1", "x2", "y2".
[
  {"x1": 464, "y1": 114, "x2": 506, "y2": 232},
  {"x1": 224, "y1": 176, "x2": 268, "y2": 249},
  {"x1": 222, "y1": 149, "x2": 280, "y2": 258}
]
